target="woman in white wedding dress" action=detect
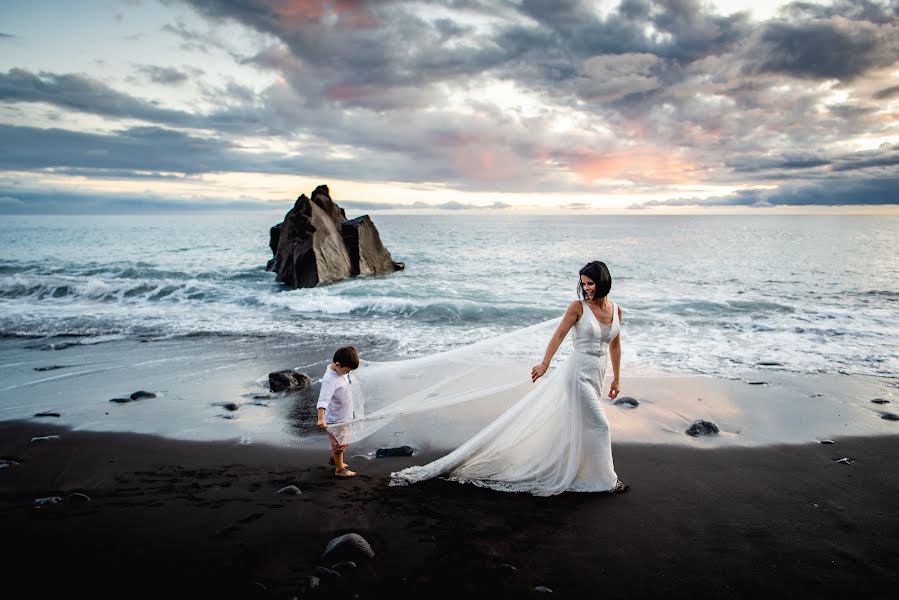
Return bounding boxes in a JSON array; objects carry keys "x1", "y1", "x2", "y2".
[{"x1": 388, "y1": 260, "x2": 629, "y2": 496}]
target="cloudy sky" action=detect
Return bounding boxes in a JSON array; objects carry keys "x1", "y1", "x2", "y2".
[{"x1": 1, "y1": 0, "x2": 898, "y2": 213}]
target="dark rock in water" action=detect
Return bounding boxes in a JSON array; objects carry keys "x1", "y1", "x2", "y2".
[
  {"x1": 819, "y1": 439, "x2": 835, "y2": 445},
  {"x1": 34, "y1": 411, "x2": 61, "y2": 418},
  {"x1": 881, "y1": 412, "x2": 899, "y2": 421},
  {"x1": 533, "y1": 586, "x2": 554, "y2": 593},
  {"x1": 109, "y1": 397, "x2": 133, "y2": 403},
  {"x1": 756, "y1": 361, "x2": 784, "y2": 367},
  {"x1": 130, "y1": 390, "x2": 156, "y2": 400},
  {"x1": 613, "y1": 396, "x2": 639, "y2": 408},
  {"x1": 314, "y1": 566, "x2": 341, "y2": 579},
  {"x1": 269, "y1": 369, "x2": 311, "y2": 393},
  {"x1": 34, "y1": 365, "x2": 67, "y2": 372},
  {"x1": 685, "y1": 420, "x2": 720, "y2": 436},
  {"x1": 322, "y1": 533, "x2": 375, "y2": 562},
  {"x1": 331, "y1": 561, "x2": 357, "y2": 573},
  {"x1": 375, "y1": 446, "x2": 414, "y2": 458},
  {"x1": 266, "y1": 184, "x2": 403, "y2": 289},
  {"x1": 213, "y1": 402, "x2": 239, "y2": 411},
  {"x1": 870, "y1": 398, "x2": 890, "y2": 405},
  {"x1": 277, "y1": 485, "x2": 302, "y2": 496},
  {"x1": 67, "y1": 492, "x2": 91, "y2": 504},
  {"x1": 746, "y1": 381, "x2": 768, "y2": 386}
]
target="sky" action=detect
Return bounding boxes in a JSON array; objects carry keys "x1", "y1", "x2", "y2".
[{"x1": 0, "y1": 0, "x2": 898, "y2": 213}]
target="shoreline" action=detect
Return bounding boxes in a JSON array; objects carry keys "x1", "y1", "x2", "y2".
[{"x1": 2, "y1": 420, "x2": 898, "y2": 599}]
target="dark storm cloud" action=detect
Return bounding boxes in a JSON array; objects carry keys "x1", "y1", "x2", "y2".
[
  {"x1": 0, "y1": 68, "x2": 197, "y2": 125},
  {"x1": 0, "y1": 188, "x2": 273, "y2": 214},
  {"x1": 634, "y1": 176, "x2": 899, "y2": 208},
  {"x1": 780, "y1": 0, "x2": 899, "y2": 23},
  {"x1": 726, "y1": 144, "x2": 899, "y2": 176},
  {"x1": 748, "y1": 17, "x2": 899, "y2": 80}
]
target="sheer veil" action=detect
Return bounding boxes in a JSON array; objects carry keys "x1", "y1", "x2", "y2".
[{"x1": 328, "y1": 317, "x2": 565, "y2": 451}]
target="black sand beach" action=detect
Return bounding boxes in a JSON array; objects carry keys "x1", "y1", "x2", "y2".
[{"x1": 2, "y1": 420, "x2": 897, "y2": 599}]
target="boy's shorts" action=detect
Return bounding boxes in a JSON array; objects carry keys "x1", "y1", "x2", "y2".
[{"x1": 326, "y1": 423, "x2": 349, "y2": 453}]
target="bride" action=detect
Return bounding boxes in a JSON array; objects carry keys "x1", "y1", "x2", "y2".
[{"x1": 387, "y1": 260, "x2": 629, "y2": 496}]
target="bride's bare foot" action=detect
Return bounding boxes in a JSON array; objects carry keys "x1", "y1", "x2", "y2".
[
  {"x1": 611, "y1": 480, "x2": 630, "y2": 494},
  {"x1": 334, "y1": 468, "x2": 357, "y2": 478}
]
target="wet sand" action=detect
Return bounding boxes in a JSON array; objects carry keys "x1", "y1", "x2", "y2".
[{"x1": 2, "y1": 420, "x2": 898, "y2": 599}]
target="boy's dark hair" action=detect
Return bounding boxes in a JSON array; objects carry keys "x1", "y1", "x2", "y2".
[{"x1": 333, "y1": 346, "x2": 360, "y2": 370}]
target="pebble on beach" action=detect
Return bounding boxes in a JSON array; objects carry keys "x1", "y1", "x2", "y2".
[
  {"x1": 331, "y1": 561, "x2": 357, "y2": 573},
  {"x1": 33, "y1": 496, "x2": 63, "y2": 506},
  {"x1": 322, "y1": 533, "x2": 375, "y2": 562},
  {"x1": 375, "y1": 446, "x2": 414, "y2": 458},
  {"x1": 613, "y1": 396, "x2": 640, "y2": 408},
  {"x1": 31, "y1": 435, "x2": 60, "y2": 442},
  {"x1": 278, "y1": 485, "x2": 302, "y2": 496},
  {"x1": 685, "y1": 420, "x2": 719, "y2": 436}
]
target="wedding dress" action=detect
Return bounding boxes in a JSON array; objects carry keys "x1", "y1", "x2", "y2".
[{"x1": 386, "y1": 300, "x2": 621, "y2": 496}]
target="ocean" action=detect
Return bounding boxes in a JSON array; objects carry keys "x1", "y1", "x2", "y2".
[{"x1": 1, "y1": 212, "x2": 897, "y2": 378}]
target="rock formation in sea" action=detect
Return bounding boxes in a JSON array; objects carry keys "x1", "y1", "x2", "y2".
[{"x1": 266, "y1": 185, "x2": 404, "y2": 288}]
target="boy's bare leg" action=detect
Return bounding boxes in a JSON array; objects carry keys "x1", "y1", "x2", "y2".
[{"x1": 332, "y1": 449, "x2": 357, "y2": 477}]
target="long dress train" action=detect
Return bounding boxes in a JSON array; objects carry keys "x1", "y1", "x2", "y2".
[{"x1": 389, "y1": 300, "x2": 621, "y2": 496}]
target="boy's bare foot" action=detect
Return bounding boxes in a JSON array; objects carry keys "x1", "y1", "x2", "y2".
[
  {"x1": 334, "y1": 468, "x2": 357, "y2": 478},
  {"x1": 328, "y1": 457, "x2": 349, "y2": 469}
]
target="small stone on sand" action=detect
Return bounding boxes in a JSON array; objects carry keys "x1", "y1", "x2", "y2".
[
  {"x1": 613, "y1": 396, "x2": 639, "y2": 407},
  {"x1": 31, "y1": 435, "x2": 60, "y2": 442},
  {"x1": 834, "y1": 457, "x2": 854, "y2": 464},
  {"x1": 322, "y1": 533, "x2": 375, "y2": 562},
  {"x1": 33, "y1": 496, "x2": 63, "y2": 506},
  {"x1": 278, "y1": 485, "x2": 302, "y2": 496},
  {"x1": 685, "y1": 420, "x2": 719, "y2": 436}
]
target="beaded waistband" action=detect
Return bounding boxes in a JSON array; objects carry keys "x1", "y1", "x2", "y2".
[{"x1": 574, "y1": 347, "x2": 606, "y2": 357}]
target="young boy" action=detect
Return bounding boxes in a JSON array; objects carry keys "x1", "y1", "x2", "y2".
[{"x1": 316, "y1": 346, "x2": 360, "y2": 478}]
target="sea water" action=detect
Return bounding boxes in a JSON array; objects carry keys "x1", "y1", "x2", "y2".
[{"x1": 1, "y1": 212, "x2": 897, "y2": 378}]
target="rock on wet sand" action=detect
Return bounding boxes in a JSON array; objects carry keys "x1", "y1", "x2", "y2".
[{"x1": 685, "y1": 420, "x2": 720, "y2": 436}]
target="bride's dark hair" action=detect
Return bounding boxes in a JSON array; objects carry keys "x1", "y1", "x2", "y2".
[{"x1": 577, "y1": 261, "x2": 612, "y2": 301}]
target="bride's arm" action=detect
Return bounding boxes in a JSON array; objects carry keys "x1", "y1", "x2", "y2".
[
  {"x1": 531, "y1": 301, "x2": 581, "y2": 382},
  {"x1": 608, "y1": 305, "x2": 623, "y2": 399}
]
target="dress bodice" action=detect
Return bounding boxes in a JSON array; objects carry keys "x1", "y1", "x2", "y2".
[{"x1": 571, "y1": 300, "x2": 619, "y2": 356}]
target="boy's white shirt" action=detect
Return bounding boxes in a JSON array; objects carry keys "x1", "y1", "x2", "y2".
[{"x1": 316, "y1": 366, "x2": 353, "y2": 424}]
